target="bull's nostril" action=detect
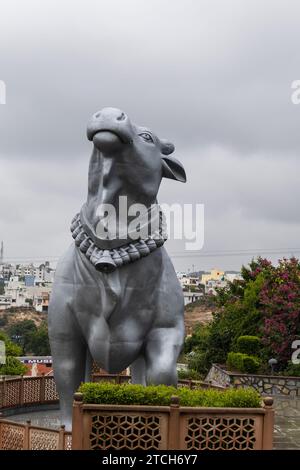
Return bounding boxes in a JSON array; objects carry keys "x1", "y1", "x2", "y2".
[
  {"x1": 95, "y1": 112, "x2": 101, "y2": 118},
  {"x1": 117, "y1": 112, "x2": 126, "y2": 121}
]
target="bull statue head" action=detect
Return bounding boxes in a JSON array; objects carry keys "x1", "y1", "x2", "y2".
[{"x1": 83, "y1": 107, "x2": 186, "y2": 240}]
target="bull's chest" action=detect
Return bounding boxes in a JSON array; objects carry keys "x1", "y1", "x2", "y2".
[{"x1": 74, "y1": 270, "x2": 156, "y2": 343}]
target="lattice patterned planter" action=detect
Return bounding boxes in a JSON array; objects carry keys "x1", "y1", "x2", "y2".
[
  {"x1": 72, "y1": 394, "x2": 274, "y2": 450},
  {"x1": 0, "y1": 375, "x2": 59, "y2": 410},
  {"x1": 0, "y1": 419, "x2": 72, "y2": 450},
  {"x1": 0, "y1": 376, "x2": 68, "y2": 451}
]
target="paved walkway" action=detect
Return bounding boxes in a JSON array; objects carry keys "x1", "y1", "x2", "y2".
[
  {"x1": 8, "y1": 409, "x2": 61, "y2": 429},
  {"x1": 273, "y1": 397, "x2": 300, "y2": 449}
]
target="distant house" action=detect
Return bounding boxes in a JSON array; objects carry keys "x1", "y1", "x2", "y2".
[
  {"x1": 33, "y1": 291, "x2": 50, "y2": 313},
  {"x1": 201, "y1": 268, "x2": 225, "y2": 284},
  {"x1": 18, "y1": 356, "x2": 53, "y2": 376},
  {"x1": 24, "y1": 275, "x2": 35, "y2": 287},
  {"x1": 0, "y1": 261, "x2": 55, "y2": 312},
  {"x1": 201, "y1": 269, "x2": 241, "y2": 295},
  {"x1": 5, "y1": 276, "x2": 31, "y2": 308},
  {"x1": 0, "y1": 295, "x2": 12, "y2": 310},
  {"x1": 178, "y1": 273, "x2": 202, "y2": 290}
]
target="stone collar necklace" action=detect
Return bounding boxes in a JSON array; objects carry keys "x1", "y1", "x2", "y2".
[{"x1": 70, "y1": 211, "x2": 167, "y2": 273}]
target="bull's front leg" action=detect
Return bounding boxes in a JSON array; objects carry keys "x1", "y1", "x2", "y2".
[
  {"x1": 48, "y1": 290, "x2": 90, "y2": 430},
  {"x1": 144, "y1": 327, "x2": 184, "y2": 386},
  {"x1": 131, "y1": 354, "x2": 147, "y2": 385}
]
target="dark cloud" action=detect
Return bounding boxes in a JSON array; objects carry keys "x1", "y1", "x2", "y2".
[{"x1": 1, "y1": 0, "x2": 300, "y2": 270}]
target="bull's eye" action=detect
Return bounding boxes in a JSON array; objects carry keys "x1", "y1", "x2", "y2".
[{"x1": 139, "y1": 132, "x2": 154, "y2": 143}]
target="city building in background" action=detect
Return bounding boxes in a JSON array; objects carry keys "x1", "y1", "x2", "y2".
[{"x1": 0, "y1": 260, "x2": 55, "y2": 312}]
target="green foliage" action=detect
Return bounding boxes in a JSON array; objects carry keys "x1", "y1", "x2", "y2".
[
  {"x1": 183, "y1": 257, "x2": 299, "y2": 374},
  {"x1": 79, "y1": 382, "x2": 261, "y2": 408},
  {"x1": 177, "y1": 369, "x2": 203, "y2": 380},
  {"x1": 7, "y1": 320, "x2": 50, "y2": 355},
  {"x1": 0, "y1": 315, "x2": 8, "y2": 327},
  {"x1": 8, "y1": 319, "x2": 36, "y2": 337},
  {"x1": 237, "y1": 336, "x2": 261, "y2": 356},
  {"x1": 184, "y1": 324, "x2": 210, "y2": 354},
  {"x1": 8, "y1": 320, "x2": 37, "y2": 353},
  {"x1": 227, "y1": 352, "x2": 261, "y2": 374},
  {"x1": 260, "y1": 258, "x2": 300, "y2": 366},
  {"x1": 0, "y1": 356, "x2": 27, "y2": 376},
  {"x1": 187, "y1": 350, "x2": 211, "y2": 375},
  {"x1": 0, "y1": 331, "x2": 22, "y2": 356},
  {"x1": 283, "y1": 361, "x2": 300, "y2": 377},
  {"x1": 184, "y1": 325, "x2": 212, "y2": 374},
  {"x1": 26, "y1": 323, "x2": 50, "y2": 356}
]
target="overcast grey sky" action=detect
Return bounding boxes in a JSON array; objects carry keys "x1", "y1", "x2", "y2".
[{"x1": 1, "y1": 0, "x2": 300, "y2": 271}]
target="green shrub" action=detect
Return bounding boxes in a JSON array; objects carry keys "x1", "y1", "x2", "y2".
[
  {"x1": 237, "y1": 336, "x2": 261, "y2": 355},
  {"x1": 227, "y1": 352, "x2": 243, "y2": 371},
  {"x1": 79, "y1": 382, "x2": 261, "y2": 408},
  {"x1": 0, "y1": 356, "x2": 27, "y2": 376},
  {"x1": 227, "y1": 352, "x2": 261, "y2": 374},
  {"x1": 187, "y1": 351, "x2": 211, "y2": 375},
  {"x1": 0, "y1": 316, "x2": 8, "y2": 327},
  {"x1": 177, "y1": 369, "x2": 203, "y2": 380},
  {"x1": 283, "y1": 361, "x2": 300, "y2": 377},
  {"x1": 0, "y1": 331, "x2": 22, "y2": 356},
  {"x1": 242, "y1": 355, "x2": 261, "y2": 373},
  {"x1": 184, "y1": 324, "x2": 211, "y2": 354}
]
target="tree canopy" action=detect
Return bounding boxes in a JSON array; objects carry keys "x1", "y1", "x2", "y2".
[{"x1": 185, "y1": 257, "x2": 300, "y2": 375}]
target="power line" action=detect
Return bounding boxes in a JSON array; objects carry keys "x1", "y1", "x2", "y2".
[
  {"x1": 169, "y1": 249, "x2": 300, "y2": 258},
  {"x1": 3, "y1": 247, "x2": 300, "y2": 263}
]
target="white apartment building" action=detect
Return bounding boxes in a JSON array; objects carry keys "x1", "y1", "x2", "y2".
[
  {"x1": 0, "y1": 263, "x2": 54, "y2": 312},
  {"x1": 0, "y1": 294, "x2": 12, "y2": 310}
]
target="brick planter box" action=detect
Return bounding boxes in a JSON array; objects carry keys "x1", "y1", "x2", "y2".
[{"x1": 72, "y1": 393, "x2": 274, "y2": 450}]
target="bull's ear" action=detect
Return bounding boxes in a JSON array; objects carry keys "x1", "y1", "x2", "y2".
[{"x1": 162, "y1": 155, "x2": 187, "y2": 183}]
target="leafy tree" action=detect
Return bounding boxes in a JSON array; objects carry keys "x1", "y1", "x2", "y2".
[
  {"x1": 0, "y1": 330, "x2": 26, "y2": 375},
  {"x1": 8, "y1": 320, "x2": 37, "y2": 354},
  {"x1": 8, "y1": 320, "x2": 51, "y2": 355},
  {"x1": 26, "y1": 323, "x2": 51, "y2": 356},
  {"x1": 0, "y1": 315, "x2": 8, "y2": 327},
  {"x1": 0, "y1": 356, "x2": 27, "y2": 376},
  {"x1": 183, "y1": 257, "x2": 300, "y2": 374},
  {"x1": 0, "y1": 331, "x2": 22, "y2": 356},
  {"x1": 260, "y1": 257, "x2": 300, "y2": 366}
]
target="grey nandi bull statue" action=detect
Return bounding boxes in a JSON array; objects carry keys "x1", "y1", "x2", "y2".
[{"x1": 48, "y1": 107, "x2": 186, "y2": 428}]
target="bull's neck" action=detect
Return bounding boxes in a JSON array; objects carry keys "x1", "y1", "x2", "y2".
[{"x1": 84, "y1": 148, "x2": 155, "y2": 229}]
